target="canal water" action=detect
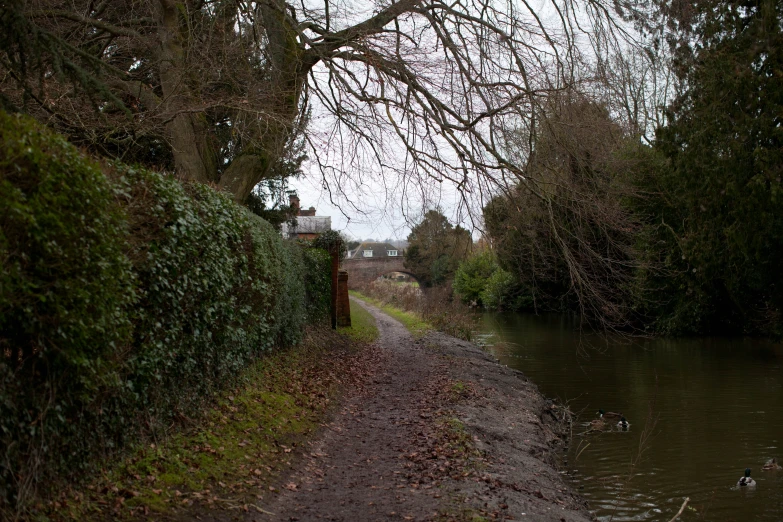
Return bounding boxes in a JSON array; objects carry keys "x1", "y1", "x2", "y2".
[{"x1": 475, "y1": 313, "x2": 783, "y2": 522}]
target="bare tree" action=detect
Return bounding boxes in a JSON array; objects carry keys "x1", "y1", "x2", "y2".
[
  {"x1": 484, "y1": 91, "x2": 647, "y2": 329},
  {"x1": 589, "y1": 31, "x2": 677, "y2": 141},
  {"x1": 1, "y1": 0, "x2": 646, "y2": 203}
]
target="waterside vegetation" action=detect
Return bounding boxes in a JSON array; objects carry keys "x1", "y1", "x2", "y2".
[{"x1": 456, "y1": 1, "x2": 783, "y2": 338}]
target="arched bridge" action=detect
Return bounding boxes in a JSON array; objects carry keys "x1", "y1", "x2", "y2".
[{"x1": 342, "y1": 256, "x2": 417, "y2": 287}]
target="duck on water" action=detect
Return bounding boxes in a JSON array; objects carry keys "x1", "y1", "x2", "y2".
[
  {"x1": 733, "y1": 461, "x2": 778, "y2": 489},
  {"x1": 589, "y1": 410, "x2": 630, "y2": 431},
  {"x1": 762, "y1": 458, "x2": 782, "y2": 471},
  {"x1": 597, "y1": 409, "x2": 630, "y2": 429},
  {"x1": 597, "y1": 409, "x2": 622, "y2": 420},
  {"x1": 737, "y1": 468, "x2": 756, "y2": 488}
]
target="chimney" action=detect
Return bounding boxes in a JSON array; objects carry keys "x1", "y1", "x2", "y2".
[{"x1": 289, "y1": 194, "x2": 301, "y2": 215}]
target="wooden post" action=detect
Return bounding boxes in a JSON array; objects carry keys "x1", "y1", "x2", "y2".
[
  {"x1": 330, "y1": 244, "x2": 339, "y2": 329},
  {"x1": 337, "y1": 270, "x2": 351, "y2": 327}
]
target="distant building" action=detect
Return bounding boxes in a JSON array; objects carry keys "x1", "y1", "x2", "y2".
[
  {"x1": 346, "y1": 241, "x2": 402, "y2": 259},
  {"x1": 281, "y1": 195, "x2": 331, "y2": 240}
]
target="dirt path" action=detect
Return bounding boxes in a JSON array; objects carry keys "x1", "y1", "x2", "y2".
[{"x1": 254, "y1": 298, "x2": 592, "y2": 522}]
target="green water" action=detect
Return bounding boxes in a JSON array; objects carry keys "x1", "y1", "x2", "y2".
[{"x1": 476, "y1": 313, "x2": 783, "y2": 522}]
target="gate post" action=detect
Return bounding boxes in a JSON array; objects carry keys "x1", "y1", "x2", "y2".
[
  {"x1": 337, "y1": 270, "x2": 351, "y2": 327},
  {"x1": 329, "y1": 245, "x2": 339, "y2": 329}
]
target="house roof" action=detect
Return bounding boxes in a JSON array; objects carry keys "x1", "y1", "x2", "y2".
[
  {"x1": 281, "y1": 216, "x2": 331, "y2": 238},
  {"x1": 349, "y1": 242, "x2": 401, "y2": 258}
]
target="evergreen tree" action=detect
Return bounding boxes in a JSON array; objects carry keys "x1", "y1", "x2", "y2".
[
  {"x1": 653, "y1": 0, "x2": 783, "y2": 335},
  {"x1": 404, "y1": 210, "x2": 471, "y2": 287}
]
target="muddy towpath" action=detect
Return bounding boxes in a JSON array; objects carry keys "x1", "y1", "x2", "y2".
[{"x1": 251, "y1": 298, "x2": 591, "y2": 521}]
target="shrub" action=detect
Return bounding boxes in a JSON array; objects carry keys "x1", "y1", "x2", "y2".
[
  {"x1": 452, "y1": 251, "x2": 533, "y2": 311},
  {"x1": 453, "y1": 250, "x2": 499, "y2": 306},
  {"x1": 302, "y1": 247, "x2": 332, "y2": 320},
  {"x1": 0, "y1": 112, "x2": 136, "y2": 512},
  {"x1": 311, "y1": 229, "x2": 347, "y2": 262},
  {"x1": 480, "y1": 269, "x2": 515, "y2": 310},
  {"x1": 0, "y1": 113, "x2": 330, "y2": 515}
]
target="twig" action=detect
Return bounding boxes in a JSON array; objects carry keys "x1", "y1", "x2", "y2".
[
  {"x1": 668, "y1": 497, "x2": 689, "y2": 522},
  {"x1": 574, "y1": 442, "x2": 590, "y2": 461},
  {"x1": 252, "y1": 504, "x2": 276, "y2": 515}
]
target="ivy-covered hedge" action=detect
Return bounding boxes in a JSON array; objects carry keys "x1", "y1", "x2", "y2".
[{"x1": 0, "y1": 112, "x2": 331, "y2": 513}]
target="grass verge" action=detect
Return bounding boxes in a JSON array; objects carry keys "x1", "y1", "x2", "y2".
[
  {"x1": 349, "y1": 291, "x2": 432, "y2": 338},
  {"x1": 42, "y1": 315, "x2": 372, "y2": 520},
  {"x1": 338, "y1": 300, "x2": 379, "y2": 343}
]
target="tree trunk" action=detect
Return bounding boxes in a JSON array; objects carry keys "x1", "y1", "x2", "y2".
[
  {"x1": 156, "y1": 0, "x2": 218, "y2": 184},
  {"x1": 217, "y1": 0, "x2": 307, "y2": 202},
  {"x1": 219, "y1": 153, "x2": 269, "y2": 202}
]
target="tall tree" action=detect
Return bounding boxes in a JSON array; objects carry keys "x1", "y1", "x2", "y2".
[
  {"x1": 1, "y1": 0, "x2": 644, "y2": 203},
  {"x1": 405, "y1": 210, "x2": 471, "y2": 287},
  {"x1": 484, "y1": 92, "x2": 642, "y2": 327},
  {"x1": 651, "y1": 0, "x2": 783, "y2": 335}
]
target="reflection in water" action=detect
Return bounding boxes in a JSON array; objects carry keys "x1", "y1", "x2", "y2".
[{"x1": 476, "y1": 313, "x2": 783, "y2": 522}]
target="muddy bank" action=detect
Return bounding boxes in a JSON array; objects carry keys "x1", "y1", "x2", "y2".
[
  {"x1": 253, "y1": 298, "x2": 591, "y2": 521},
  {"x1": 421, "y1": 329, "x2": 591, "y2": 521}
]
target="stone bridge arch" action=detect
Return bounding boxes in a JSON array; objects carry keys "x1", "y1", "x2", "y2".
[{"x1": 342, "y1": 257, "x2": 418, "y2": 288}]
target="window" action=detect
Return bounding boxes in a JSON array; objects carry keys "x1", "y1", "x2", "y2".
[
  {"x1": 363, "y1": 249, "x2": 373, "y2": 257},
  {"x1": 387, "y1": 250, "x2": 398, "y2": 257}
]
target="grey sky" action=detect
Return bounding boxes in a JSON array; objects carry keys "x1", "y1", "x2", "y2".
[{"x1": 290, "y1": 167, "x2": 477, "y2": 241}]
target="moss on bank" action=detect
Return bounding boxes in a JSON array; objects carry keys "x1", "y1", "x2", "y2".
[
  {"x1": 45, "y1": 309, "x2": 375, "y2": 520},
  {"x1": 338, "y1": 300, "x2": 379, "y2": 343}
]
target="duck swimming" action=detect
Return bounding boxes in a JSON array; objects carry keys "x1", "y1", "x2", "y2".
[
  {"x1": 763, "y1": 458, "x2": 782, "y2": 471},
  {"x1": 617, "y1": 416, "x2": 630, "y2": 429},
  {"x1": 597, "y1": 409, "x2": 622, "y2": 420},
  {"x1": 737, "y1": 468, "x2": 756, "y2": 487},
  {"x1": 590, "y1": 418, "x2": 607, "y2": 430}
]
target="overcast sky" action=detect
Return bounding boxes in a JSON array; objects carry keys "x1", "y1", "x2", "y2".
[
  {"x1": 291, "y1": 174, "x2": 403, "y2": 240},
  {"x1": 290, "y1": 163, "x2": 482, "y2": 241},
  {"x1": 282, "y1": 0, "x2": 565, "y2": 242},
  {"x1": 292, "y1": 172, "x2": 448, "y2": 241}
]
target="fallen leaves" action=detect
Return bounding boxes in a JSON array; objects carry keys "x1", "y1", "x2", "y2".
[{"x1": 40, "y1": 326, "x2": 372, "y2": 520}]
